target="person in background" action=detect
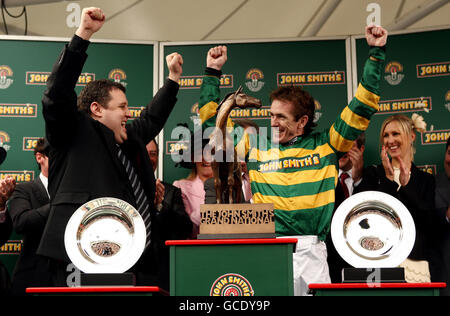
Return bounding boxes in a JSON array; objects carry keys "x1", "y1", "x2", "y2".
[
  {"x1": 8, "y1": 138, "x2": 51, "y2": 296},
  {"x1": 0, "y1": 147, "x2": 15, "y2": 296},
  {"x1": 434, "y1": 136, "x2": 450, "y2": 295},
  {"x1": 326, "y1": 133, "x2": 365, "y2": 283},
  {"x1": 173, "y1": 130, "x2": 213, "y2": 238},
  {"x1": 356, "y1": 114, "x2": 437, "y2": 283},
  {"x1": 145, "y1": 139, "x2": 192, "y2": 291}
]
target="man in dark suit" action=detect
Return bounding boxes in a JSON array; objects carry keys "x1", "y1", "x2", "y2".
[
  {"x1": 8, "y1": 138, "x2": 51, "y2": 295},
  {"x1": 145, "y1": 139, "x2": 192, "y2": 291},
  {"x1": 37, "y1": 7, "x2": 183, "y2": 286},
  {"x1": 0, "y1": 208, "x2": 12, "y2": 296},
  {"x1": 0, "y1": 147, "x2": 15, "y2": 295},
  {"x1": 0, "y1": 147, "x2": 14, "y2": 246}
]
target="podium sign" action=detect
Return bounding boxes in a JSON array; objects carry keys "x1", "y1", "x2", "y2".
[{"x1": 199, "y1": 203, "x2": 275, "y2": 239}]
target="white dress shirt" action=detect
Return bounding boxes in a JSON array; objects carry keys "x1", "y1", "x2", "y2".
[{"x1": 39, "y1": 173, "x2": 50, "y2": 198}]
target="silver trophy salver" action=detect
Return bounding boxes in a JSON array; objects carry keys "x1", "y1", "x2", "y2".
[
  {"x1": 64, "y1": 197, "x2": 146, "y2": 285},
  {"x1": 331, "y1": 191, "x2": 416, "y2": 283}
]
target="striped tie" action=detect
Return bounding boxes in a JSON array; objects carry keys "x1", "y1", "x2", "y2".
[{"x1": 117, "y1": 147, "x2": 151, "y2": 250}]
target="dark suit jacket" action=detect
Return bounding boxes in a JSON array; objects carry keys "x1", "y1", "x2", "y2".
[
  {"x1": 354, "y1": 163, "x2": 437, "y2": 261},
  {"x1": 0, "y1": 210, "x2": 12, "y2": 295},
  {"x1": 142, "y1": 182, "x2": 191, "y2": 291},
  {"x1": 38, "y1": 35, "x2": 179, "y2": 274},
  {"x1": 326, "y1": 176, "x2": 352, "y2": 283},
  {"x1": 8, "y1": 176, "x2": 50, "y2": 295}
]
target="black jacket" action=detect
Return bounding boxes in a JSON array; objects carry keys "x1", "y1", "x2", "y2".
[
  {"x1": 144, "y1": 182, "x2": 191, "y2": 290},
  {"x1": 354, "y1": 163, "x2": 437, "y2": 261},
  {"x1": 8, "y1": 177, "x2": 50, "y2": 295},
  {"x1": 0, "y1": 211, "x2": 12, "y2": 248}
]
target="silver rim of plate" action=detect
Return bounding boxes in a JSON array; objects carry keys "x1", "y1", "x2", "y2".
[
  {"x1": 331, "y1": 191, "x2": 416, "y2": 268},
  {"x1": 64, "y1": 197, "x2": 146, "y2": 273}
]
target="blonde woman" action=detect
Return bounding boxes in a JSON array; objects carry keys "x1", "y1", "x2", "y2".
[{"x1": 355, "y1": 114, "x2": 437, "y2": 282}]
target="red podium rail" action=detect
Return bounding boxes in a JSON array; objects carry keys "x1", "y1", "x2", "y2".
[
  {"x1": 26, "y1": 286, "x2": 168, "y2": 296},
  {"x1": 309, "y1": 282, "x2": 446, "y2": 296}
]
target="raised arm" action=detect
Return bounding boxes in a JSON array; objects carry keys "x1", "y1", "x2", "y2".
[
  {"x1": 199, "y1": 46, "x2": 228, "y2": 130},
  {"x1": 328, "y1": 26, "x2": 387, "y2": 158},
  {"x1": 75, "y1": 7, "x2": 105, "y2": 41},
  {"x1": 42, "y1": 7, "x2": 105, "y2": 147},
  {"x1": 128, "y1": 52, "x2": 182, "y2": 143}
]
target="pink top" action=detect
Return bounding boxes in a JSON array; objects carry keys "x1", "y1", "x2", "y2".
[{"x1": 173, "y1": 175, "x2": 205, "y2": 227}]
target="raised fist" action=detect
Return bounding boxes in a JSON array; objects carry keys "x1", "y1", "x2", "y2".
[
  {"x1": 76, "y1": 7, "x2": 106, "y2": 41},
  {"x1": 166, "y1": 53, "x2": 184, "y2": 83},
  {"x1": 365, "y1": 25, "x2": 388, "y2": 47},
  {"x1": 207, "y1": 46, "x2": 227, "y2": 71}
]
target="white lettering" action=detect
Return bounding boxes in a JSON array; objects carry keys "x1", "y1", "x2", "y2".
[
  {"x1": 366, "y1": 3, "x2": 381, "y2": 26},
  {"x1": 66, "y1": 3, "x2": 81, "y2": 28}
]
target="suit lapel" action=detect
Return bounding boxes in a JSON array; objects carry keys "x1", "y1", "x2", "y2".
[
  {"x1": 33, "y1": 177, "x2": 50, "y2": 204},
  {"x1": 122, "y1": 133, "x2": 156, "y2": 208},
  {"x1": 92, "y1": 118, "x2": 129, "y2": 181}
]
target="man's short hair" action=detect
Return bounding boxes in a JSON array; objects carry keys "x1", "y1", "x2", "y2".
[
  {"x1": 447, "y1": 136, "x2": 450, "y2": 150},
  {"x1": 270, "y1": 86, "x2": 317, "y2": 135},
  {"x1": 77, "y1": 79, "x2": 126, "y2": 114},
  {"x1": 34, "y1": 138, "x2": 50, "y2": 156}
]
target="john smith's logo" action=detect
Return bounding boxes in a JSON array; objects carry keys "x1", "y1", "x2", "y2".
[
  {"x1": 108, "y1": 69, "x2": 127, "y2": 87},
  {"x1": 0, "y1": 66, "x2": 14, "y2": 89},
  {"x1": 245, "y1": 69, "x2": 264, "y2": 92},
  {"x1": 314, "y1": 99, "x2": 322, "y2": 124},
  {"x1": 210, "y1": 273, "x2": 255, "y2": 296},
  {"x1": 0, "y1": 131, "x2": 11, "y2": 152},
  {"x1": 384, "y1": 61, "x2": 404, "y2": 86}
]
